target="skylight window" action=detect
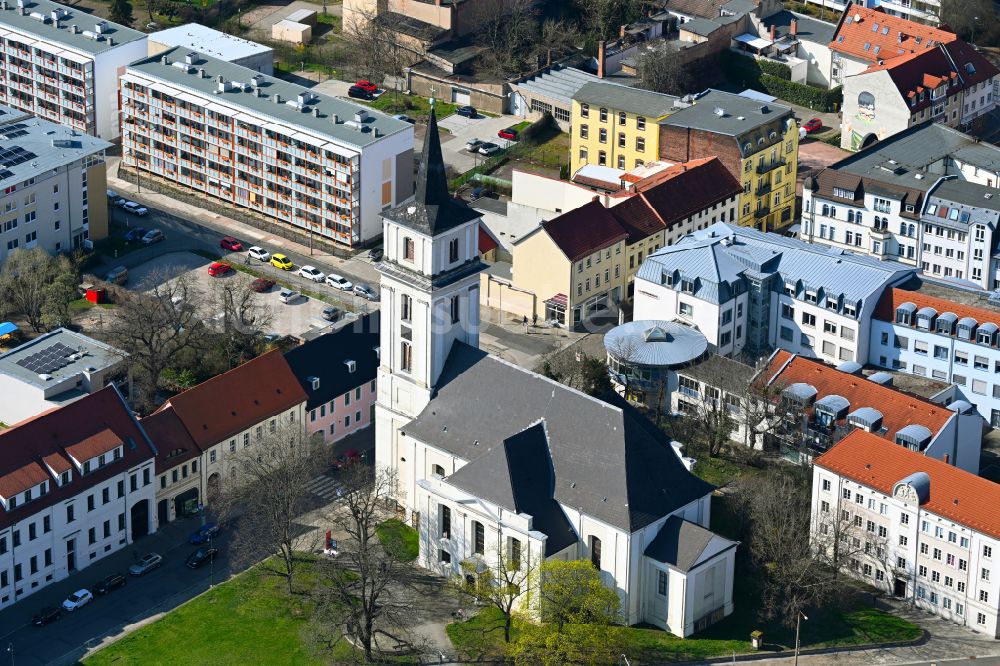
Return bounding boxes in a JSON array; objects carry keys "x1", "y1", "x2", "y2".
[
  {"x1": 915, "y1": 37, "x2": 922, "y2": 44},
  {"x1": 874, "y1": 45, "x2": 881, "y2": 54},
  {"x1": 864, "y1": 42, "x2": 871, "y2": 51},
  {"x1": 966, "y1": 62, "x2": 977, "y2": 75},
  {"x1": 882, "y1": 26, "x2": 889, "y2": 35},
  {"x1": 872, "y1": 23, "x2": 879, "y2": 32}
]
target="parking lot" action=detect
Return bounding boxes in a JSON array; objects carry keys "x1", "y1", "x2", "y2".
[{"x1": 438, "y1": 112, "x2": 517, "y2": 173}]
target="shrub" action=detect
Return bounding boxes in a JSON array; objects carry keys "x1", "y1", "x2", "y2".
[{"x1": 718, "y1": 51, "x2": 842, "y2": 112}]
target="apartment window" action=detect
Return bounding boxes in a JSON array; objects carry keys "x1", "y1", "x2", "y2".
[
  {"x1": 985, "y1": 546, "x2": 993, "y2": 559},
  {"x1": 980, "y1": 590, "x2": 989, "y2": 603},
  {"x1": 510, "y1": 537, "x2": 522, "y2": 568},
  {"x1": 801, "y1": 312, "x2": 816, "y2": 327},
  {"x1": 599, "y1": 108, "x2": 608, "y2": 122},
  {"x1": 580, "y1": 124, "x2": 589, "y2": 139},
  {"x1": 440, "y1": 505, "x2": 451, "y2": 539},
  {"x1": 617, "y1": 133, "x2": 625, "y2": 148},
  {"x1": 636, "y1": 137, "x2": 645, "y2": 152},
  {"x1": 400, "y1": 341, "x2": 412, "y2": 372},
  {"x1": 637, "y1": 116, "x2": 646, "y2": 130},
  {"x1": 450, "y1": 295, "x2": 461, "y2": 324},
  {"x1": 448, "y1": 238, "x2": 459, "y2": 263},
  {"x1": 473, "y1": 522, "x2": 485, "y2": 555},
  {"x1": 598, "y1": 128, "x2": 607, "y2": 144},
  {"x1": 403, "y1": 237, "x2": 414, "y2": 261},
  {"x1": 67, "y1": 504, "x2": 74, "y2": 522},
  {"x1": 590, "y1": 535, "x2": 602, "y2": 569},
  {"x1": 978, "y1": 612, "x2": 987, "y2": 626},
  {"x1": 580, "y1": 103, "x2": 589, "y2": 118},
  {"x1": 400, "y1": 294, "x2": 412, "y2": 322}
]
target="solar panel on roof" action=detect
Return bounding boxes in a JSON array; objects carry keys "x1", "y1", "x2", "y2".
[
  {"x1": 0, "y1": 145, "x2": 37, "y2": 167},
  {"x1": 14, "y1": 342, "x2": 79, "y2": 374}
]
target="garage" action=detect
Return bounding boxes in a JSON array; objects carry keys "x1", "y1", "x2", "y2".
[{"x1": 451, "y1": 87, "x2": 471, "y2": 105}]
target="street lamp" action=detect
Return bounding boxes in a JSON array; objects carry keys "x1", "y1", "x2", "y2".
[
  {"x1": 794, "y1": 610, "x2": 808, "y2": 666},
  {"x1": 209, "y1": 532, "x2": 215, "y2": 588},
  {"x1": 7, "y1": 641, "x2": 13, "y2": 666},
  {"x1": 972, "y1": 17, "x2": 980, "y2": 46}
]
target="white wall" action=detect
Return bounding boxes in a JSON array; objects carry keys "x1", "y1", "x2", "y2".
[
  {"x1": 357, "y1": 125, "x2": 413, "y2": 244},
  {"x1": 93, "y1": 39, "x2": 148, "y2": 139}
]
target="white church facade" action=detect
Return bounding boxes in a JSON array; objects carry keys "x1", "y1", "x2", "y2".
[{"x1": 373, "y1": 108, "x2": 738, "y2": 637}]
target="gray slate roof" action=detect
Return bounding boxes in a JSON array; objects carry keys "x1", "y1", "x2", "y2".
[
  {"x1": 0, "y1": 119, "x2": 110, "y2": 193},
  {"x1": 446, "y1": 421, "x2": 578, "y2": 556},
  {"x1": 0, "y1": 0, "x2": 145, "y2": 55},
  {"x1": 126, "y1": 48, "x2": 411, "y2": 149},
  {"x1": 680, "y1": 17, "x2": 723, "y2": 37},
  {"x1": 405, "y1": 343, "x2": 715, "y2": 532},
  {"x1": 573, "y1": 81, "x2": 679, "y2": 118},
  {"x1": 659, "y1": 89, "x2": 794, "y2": 137},
  {"x1": 925, "y1": 180, "x2": 1000, "y2": 230},
  {"x1": 644, "y1": 516, "x2": 736, "y2": 571},
  {"x1": 0, "y1": 103, "x2": 30, "y2": 126},
  {"x1": 762, "y1": 10, "x2": 837, "y2": 44}
]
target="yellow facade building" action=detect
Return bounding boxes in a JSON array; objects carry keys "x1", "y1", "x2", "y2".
[{"x1": 570, "y1": 82, "x2": 678, "y2": 176}]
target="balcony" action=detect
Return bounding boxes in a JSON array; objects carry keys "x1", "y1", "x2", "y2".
[
  {"x1": 754, "y1": 181, "x2": 772, "y2": 197},
  {"x1": 753, "y1": 206, "x2": 771, "y2": 219},
  {"x1": 756, "y1": 158, "x2": 786, "y2": 175}
]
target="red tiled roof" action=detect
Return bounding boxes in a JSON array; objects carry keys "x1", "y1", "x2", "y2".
[
  {"x1": 875, "y1": 288, "x2": 1000, "y2": 328},
  {"x1": 64, "y1": 429, "x2": 124, "y2": 463},
  {"x1": 157, "y1": 350, "x2": 308, "y2": 449},
  {"x1": 765, "y1": 350, "x2": 952, "y2": 440},
  {"x1": 478, "y1": 226, "x2": 498, "y2": 254},
  {"x1": 141, "y1": 407, "x2": 202, "y2": 474},
  {"x1": 0, "y1": 386, "x2": 155, "y2": 529},
  {"x1": 538, "y1": 200, "x2": 628, "y2": 262},
  {"x1": 830, "y1": 6, "x2": 955, "y2": 63},
  {"x1": 816, "y1": 429, "x2": 1000, "y2": 540}
]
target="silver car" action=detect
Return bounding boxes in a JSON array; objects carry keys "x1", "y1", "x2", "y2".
[
  {"x1": 128, "y1": 553, "x2": 162, "y2": 576},
  {"x1": 353, "y1": 283, "x2": 377, "y2": 301}
]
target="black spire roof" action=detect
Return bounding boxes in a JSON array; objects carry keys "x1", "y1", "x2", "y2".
[{"x1": 381, "y1": 106, "x2": 480, "y2": 236}]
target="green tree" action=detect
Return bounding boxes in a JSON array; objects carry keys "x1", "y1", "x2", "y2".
[
  {"x1": 538, "y1": 559, "x2": 621, "y2": 631},
  {"x1": 108, "y1": 0, "x2": 135, "y2": 27},
  {"x1": 579, "y1": 355, "x2": 612, "y2": 396},
  {"x1": 0, "y1": 248, "x2": 77, "y2": 332},
  {"x1": 458, "y1": 539, "x2": 533, "y2": 643},
  {"x1": 510, "y1": 623, "x2": 634, "y2": 665},
  {"x1": 41, "y1": 259, "x2": 80, "y2": 329}
]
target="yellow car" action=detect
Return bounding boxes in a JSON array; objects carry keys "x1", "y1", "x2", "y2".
[{"x1": 270, "y1": 254, "x2": 293, "y2": 270}]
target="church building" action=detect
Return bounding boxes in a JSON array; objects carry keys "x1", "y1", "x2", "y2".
[{"x1": 373, "y1": 107, "x2": 738, "y2": 637}]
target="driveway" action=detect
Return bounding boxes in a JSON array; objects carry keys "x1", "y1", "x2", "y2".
[
  {"x1": 797, "y1": 139, "x2": 851, "y2": 196},
  {"x1": 438, "y1": 112, "x2": 518, "y2": 173}
]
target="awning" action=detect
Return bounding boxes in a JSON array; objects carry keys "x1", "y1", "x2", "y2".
[
  {"x1": 734, "y1": 33, "x2": 773, "y2": 50},
  {"x1": 0, "y1": 322, "x2": 16, "y2": 337},
  {"x1": 545, "y1": 293, "x2": 568, "y2": 308},
  {"x1": 478, "y1": 227, "x2": 497, "y2": 254}
]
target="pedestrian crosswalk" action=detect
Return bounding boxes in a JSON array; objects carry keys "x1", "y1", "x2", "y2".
[{"x1": 305, "y1": 474, "x2": 343, "y2": 501}]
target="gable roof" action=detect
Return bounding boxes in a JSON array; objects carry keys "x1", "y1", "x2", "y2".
[
  {"x1": 0, "y1": 386, "x2": 155, "y2": 529},
  {"x1": 404, "y1": 342, "x2": 715, "y2": 532},
  {"x1": 663, "y1": 0, "x2": 727, "y2": 19},
  {"x1": 816, "y1": 429, "x2": 1000, "y2": 540},
  {"x1": 764, "y1": 350, "x2": 953, "y2": 442},
  {"x1": 762, "y1": 10, "x2": 837, "y2": 45},
  {"x1": 156, "y1": 350, "x2": 307, "y2": 449},
  {"x1": 535, "y1": 200, "x2": 628, "y2": 262},
  {"x1": 625, "y1": 157, "x2": 741, "y2": 234},
  {"x1": 141, "y1": 407, "x2": 202, "y2": 474},
  {"x1": 829, "y1": 5, "x2": 955, "y2": 63},
  {"x1": 573, "y1": 82, "x2": 678, "y2": 118},
  {"x1": 285, "y1": 313, "x2": 380, "y2": 410},
  {"x1": 447, "y1": 421, "x2": 578, "y2": 556},
  {"x1": 644, "y1": 516, "x2": 737, "y2": 571}
]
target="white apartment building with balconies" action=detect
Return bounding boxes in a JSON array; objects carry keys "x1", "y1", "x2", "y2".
[
  {"x1": 812, "y1": 430, "x2": 1000, "y2": 637},
  {"x1": 0, "y1": 0, "x2": 146, "y2": 138},
  {"x1": 120, "y1": 48, "x2": 414, "y2": 248}
]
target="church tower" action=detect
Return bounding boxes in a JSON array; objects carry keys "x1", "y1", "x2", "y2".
[{"x1": 374, "y1": 107, "x2": 484, "y2": 504}]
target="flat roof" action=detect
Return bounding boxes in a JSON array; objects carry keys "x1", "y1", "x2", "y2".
[
  {"x1": 573, "y1": 81, "x2": 678, "y2": 117},
  {"x1": 148, "y1": 24, "x2": 273, "y2": 63},
  {"x1": 0, "y1": 102, "x2": 30, "y2": 125},
  {"x1": 659, "y1": 89, "x2": 794, "y2": 136},
  {"x1": 0, "y1": 0, "x2": 145, "y2": 55},
  {"x1": 0, "y1": 328, "x2": 123, "y2": 388},
  {"x1": 0, "y1": 117, "x2": 110, "y2": 190},
  {"x1": 125, "y1": 47, "x2": 411, "y2": 149}
]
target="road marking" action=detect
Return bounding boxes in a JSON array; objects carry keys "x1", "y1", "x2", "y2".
[{"x1": 305, "y1": 475, "x2": 342, "y2": 500}]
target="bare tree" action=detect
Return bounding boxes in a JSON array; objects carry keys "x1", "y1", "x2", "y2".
[
  {"x1": 104, "y1": 271, "x2": 208, "y2": 410},
  {"x1": 458, "y1": 530, "x2": 534, "y2": 643},
  {"x1": 342, "y1": 7, "x2": 413, "y2": 100},
  {"x1": 469, "y1": 0, "x2": 540, "y2": 79},
  {"x1": 635, "y1": 43, "x2": 692, "y2": 96},
  {"x1": 574, "y1": 0, "x2": 642, "y2": 42},
  {"x1": 310, "y1": 465, "x2": 418, "y2": 663},
  {"x1": 207, "y1": 273, "x2": 273, "y2": 368},
  {"x1": 217, "y1": 417, "x2": 321, "y2": 594},
  {"x1": 0, "y1": 248, "x2": 78, "y2": 332},
  {"x1": 605, "y1": 333, "x2": 642, "y2": 401}
]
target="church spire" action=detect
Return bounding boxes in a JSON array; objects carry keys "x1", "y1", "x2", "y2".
[{"x1": 381, "y1": 105, "x2": 479, "y2": 237}]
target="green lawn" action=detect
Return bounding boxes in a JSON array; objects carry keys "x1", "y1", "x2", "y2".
[
  {"x1": 510, "y1": 120, "x2": 532, "y2": 131},
  {"x1": 690, "y1": 455, "x2": 761, "y2": 488},
  {"x1": 376, "y1": 518, "x2": 418, "y2": 562},
  {"x1": 366, "y1": 93, "x2": 457, "y2": 121},
  {"x1": 69, "y1": 298, "x2": 115, "y2": 313}
]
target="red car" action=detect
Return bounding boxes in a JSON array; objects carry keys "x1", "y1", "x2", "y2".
[
  {"x1": 207, "y1": 262, "x2": 233, "y2": 277},
  {"x1": 802, "y1": 117, "x2": 823, "y2": 134},
  {"x1": 220, "y1": 236, "x2": 243, "y2": 252},
  {"x1": 498, "y1": 128, "x2": 519, "y2": 141},
  {"x1": 251, "y1": 277, "x2": 275, "y2": 292},
  {"x1": 332, "y1": 448, "x2": 362, "y2": 470},
  {"x1": 355, "y1": 80, "x2": 377, "y2": 93}
]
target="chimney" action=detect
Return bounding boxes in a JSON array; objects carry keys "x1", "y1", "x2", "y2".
[
  {"x1": 546, "y1": 49, "x2": 552, "y2": 67},
  {"x1": 107, "y1": 36, "x2": 114, "y2": 46},
  {"x1": 770, "y1": 24, "x2": 776, "y2": 41},
  {"x1": 944, "y1": 453, "x2": 950, "y2": 464},
  {"x1": 71, "y1": 23, "x2": 78, "y2": 33},
  {"x1": 790, "y1": 19, "x2": 797, "y2": 37},
  {"x1": 332, "y1": 113, "x2": 340, "y2": 124},
  {"x1": 620, "y1": 24, "x2": 627, "y2": 39},
  {"x1": 597, "y1": 40, "x2": 606, "y2": 79},
  {"x1": 312, "y1": 107, "x2": 320, "y2": 118},
  {"x1": 160, "y1": 55, "x2": 168, "y2": 65}
]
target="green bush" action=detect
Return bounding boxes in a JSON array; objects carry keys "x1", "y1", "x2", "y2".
[
  {"x1": 758, "y1": 59, "x2": 791, "y2": 80},
  {"x1": 718, "y1": 51, "x2": 842, "y2": 112}
]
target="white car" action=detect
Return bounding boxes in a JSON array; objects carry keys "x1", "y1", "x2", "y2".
[
  {"x1": 325, "y1": 274, "x2": 353, "y2": 291},
  {"x1": 297, "y1": 265, "x2": 326, "y2": 283},
  {"x1": 62, "y1": 589, "x2": 93, "y2": 611},
  {"x1": 465, "y1": 138, "x2": 483, "y2": 152},
  {"x1": 122, "y1": 201, "x2": 148, "y2": 216},
  {"x1": 279, "y1": 288, "x2": 301, "y2": 304},
  {"x1": 248, "y1": 246, "x2": 271, "y2": 262}
]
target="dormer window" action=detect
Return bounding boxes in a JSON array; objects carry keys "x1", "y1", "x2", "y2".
[
  {"x1": 99, "y1": 454, "x2": 106, "y2": 467},
  {"x1": 60, "y1": 471, "x2": 70, "y2": 485},
  {"x1": 681, "y1": 279, "x2": 694, "y2": 293},
  {"x1": 83, "y1": 460, "x2": 91, "y2": 475}
]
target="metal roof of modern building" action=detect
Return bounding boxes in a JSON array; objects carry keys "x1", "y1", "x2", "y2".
[
  {"x1": 0, "y1": 102, "x2": 30, "y2": 125},
  {"x1": 604, "y1": 320, "x2": 709, "y2": 367},
  {"x1": 659, "y1": 89, "x2": 794, "y2": 136},
  {"x1": 0, "y1": 0, "x2": 145, "y2": 55},
  {"x1": 573, "y1": 81, "x2": 679, "y2": 117},
  {"x1": 0, "y1": 328, "x2": 124, "y2": 388},
  {"x1": 125, "y1": 47, "x2": 411, "y2": 149},
  {"x1": 513, "y1": 65, "x2": 601, "y2": 107},
  {"x1": 148, "y1": 24, "x2": 273, "y2": 63},
  {"x1": 0, "y1": 117, "x2": 110, "y2": 190}
]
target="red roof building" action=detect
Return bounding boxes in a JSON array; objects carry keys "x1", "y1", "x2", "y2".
[{"x1": 830, "y1": 6, "x2": 954, "y2": 65}]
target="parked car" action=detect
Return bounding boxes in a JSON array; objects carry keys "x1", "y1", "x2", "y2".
[
  {"x1": 297, "y1": 265, "x2": 326, "y2": 282},
  {"x1": 392, "y1": 114, "x2": 415, "y2": 124},
  {"x1": 455, "y1": 105, "x2": 477, "y2": 118},
  {"x1": 93, "y1": 573, "x2": 127, "y2": 596},
  {"x1": 353, "y1": 283, "x2": 377, "y2": 301},
  {"x1": 104, "y1": 265, "x2": 128, "y2": 285},
  {"x1": 478, "y1": 142, "x2": 501, "y2": 157},
  {"x1": 465, "y1": 138, "x2": 483, "y2": 152},
  {"x1": 220, "y1": 236, "x2": 243, "y2": 251},
  {"x1": 355, "y1": 79, "x2": 377, "y2": 93},
  {"x1": 271, "y1": 254, "x2": 293, "y2": 270},
  {"x1": 802, "y1": 117, "x2": 823, "y2": 134},
  {"x1": 332, "y1": 448, "x2": 362, "y2": 470},
  {"x1": 122, "y1": 227, "x2": 147, "y2": 243},
  {"x1": 367, "y1": 248, "x2": 383, "y2": 262},
  {"x1": 129, "y1": 552, "x2": 163, "y2": 576},
  {"x1": 186, "y1": 547, "x2": 218, "y2": 569},
  {"x1": 122, "y1": 202, "x2": 148, "y2": 216},
  {"x1": 106, "y1": 188, "x2": 119, "y2": 201},
  {"x1": 471, "y1": 185, "x2": 489, "y2": 201},
  {"x1": 141, "y1": 229, "x2": 165, "y2": 245},
  {"x1": 32, "y1": 607, "x2": 61, "y2": 626},
  {"x1": 248, "y1": 246, "x2": 271, "y2": 262},
  {"x1": 207, "y1": 262, "x2": 232, "y2": 277},
  {"x1": 498, "y1": 127, "x2": 519, "y2": 141},
  {"x1": 348, "y1": 86, "x2": 374, "y2": 101},
  {"x1": 251, "y1": 277, "x2": 275, "y2": 293},
  {"x1": 279, "y1": 288, "x2": 301, "y2": 304},
  {"x1": 321, "y1": 306, "x2": 343, "y2": 322},
  {"x1": 325, "y1": 274, "x2": 353, "y2": 291},
  {"x1": 190, "y1": 523, "x2": 220, "y2": 545},
  {"x1": 62, "y1": 589, "x2": 93, "y2": 612}
]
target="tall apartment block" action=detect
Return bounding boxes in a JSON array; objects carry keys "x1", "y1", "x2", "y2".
[
  {"x1": 0, "y1": 104, "x2": 111, "y2": 262},
  {"x1": 0, "y1": 0, "x2": 146, "y2": 138},
  {"x1": 120, "y1": 48, "x2": 415, "y2": 247}
]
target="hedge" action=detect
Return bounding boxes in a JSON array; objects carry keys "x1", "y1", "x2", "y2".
[{"x1": 718, "y1": 51, "x2": 843, "y2": 112}]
